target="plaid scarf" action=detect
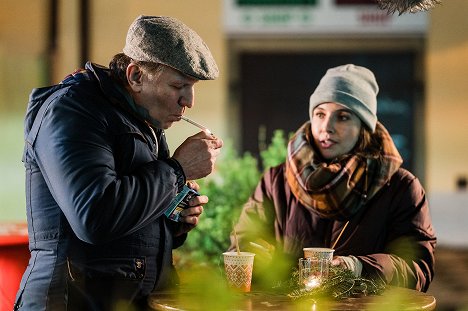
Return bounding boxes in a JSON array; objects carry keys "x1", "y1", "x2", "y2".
[{"x1": 285, "y1": 121, "x2": 402, "y2": 220}]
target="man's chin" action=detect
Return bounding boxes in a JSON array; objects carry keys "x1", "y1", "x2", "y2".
[{"x1": 162, "y1": 121, "x2": 173, "y2": 130}]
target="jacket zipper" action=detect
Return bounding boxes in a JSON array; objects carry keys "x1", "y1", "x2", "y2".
[{"x1": 67, "y1": 257, "x2": 76, "y2": 281}]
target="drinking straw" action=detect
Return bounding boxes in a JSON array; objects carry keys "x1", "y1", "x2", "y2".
[
  {"x1": 233, "y1": 227, "x2": 241, "y2": 255},
  {"x1": 331, "y1": 220, "x2": 350, "y2": 250}
]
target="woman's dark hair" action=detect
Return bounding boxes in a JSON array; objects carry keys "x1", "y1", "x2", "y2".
[
  {"x1": 353, "y1": 124, "x2": 381, "y2": 157},
  {"x1": 109, "y1": 53, "x2": 163, "y2": 86}
]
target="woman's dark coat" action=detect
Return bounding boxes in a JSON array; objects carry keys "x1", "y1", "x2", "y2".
[{"x1": 233, "y1": 164, "x2": 436, "y2": 292}]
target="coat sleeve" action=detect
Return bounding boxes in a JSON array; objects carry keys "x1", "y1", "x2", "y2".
[
  {"x1": 357, "y1": 174, "x2": 436, "y2": 292},
  {"x1": 32, "y1": 90, "x2": 180, "y2": 244},
  {"x1": 229, "y1": 167, "x2": 296, "y2": 284},
  {"x1": 229, "y1": 172, "x2": 278, "y2": 253}
]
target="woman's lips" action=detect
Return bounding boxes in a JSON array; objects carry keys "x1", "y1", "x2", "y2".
[{"x1": 320, "y1": 140, "x2": 336, "y2": 149}]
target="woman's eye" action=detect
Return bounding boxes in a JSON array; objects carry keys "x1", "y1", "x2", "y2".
[{"x1": 339, "y1": 114, "x2": 350, "y2": 121}]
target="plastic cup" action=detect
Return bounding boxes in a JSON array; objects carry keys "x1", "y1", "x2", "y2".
[
  {"x1": 302, "y1": 248, "x2": 335, "y2": 281},
  {"x1": 303, "y1": 247, "x2": 335, "y2": 261},
  {"x1": 222, "y1": 252, "x2": 255, "y2": 292}
]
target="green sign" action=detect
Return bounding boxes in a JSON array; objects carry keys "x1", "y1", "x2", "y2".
[{"x1": 237, "y1": 0, "x2": 317, "y2": 5}]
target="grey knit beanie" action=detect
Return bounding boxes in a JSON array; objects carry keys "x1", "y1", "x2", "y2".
[
  {"x1": 123, "y1": 15, "x2": 219, "y2": 80},
  {"x1": 309, "y1": 64, "x2": 379, "y2": 132}
]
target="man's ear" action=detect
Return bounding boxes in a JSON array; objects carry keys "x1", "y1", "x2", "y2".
[{"x1": 126, "y1": 63, "x2": 143, "y2": 92}]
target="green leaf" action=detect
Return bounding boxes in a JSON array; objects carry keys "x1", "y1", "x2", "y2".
[{"x1": 175, "y1": 131, "x2": 288, "y2": 267}]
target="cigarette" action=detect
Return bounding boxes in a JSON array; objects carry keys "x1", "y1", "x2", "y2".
[{"x1": 180, "y1": 116, "x2": 212, "y2": 135}]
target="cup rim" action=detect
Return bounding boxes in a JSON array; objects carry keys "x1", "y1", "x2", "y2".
[
  {"x1": 223, "y1": 251, "x2": 256, "y2": 257},
  {"x1": 303, "y1": 247, "x2": 335, "y2": 253}
]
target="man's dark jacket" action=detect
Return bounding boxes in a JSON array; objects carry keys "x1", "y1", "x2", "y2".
[{"x1": 15, "y1": 63, "x2": 186, "y2": 310}]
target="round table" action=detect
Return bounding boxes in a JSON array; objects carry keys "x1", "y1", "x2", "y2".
[{"x1": 148, "y1": 285, "x2": 436, "y2": 311}]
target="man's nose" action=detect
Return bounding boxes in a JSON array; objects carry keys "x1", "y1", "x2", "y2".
[{"x1": 179, "y1": 87, "x2": 195, "y2": 108}]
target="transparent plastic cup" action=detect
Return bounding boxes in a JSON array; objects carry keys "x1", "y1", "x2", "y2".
[
  {"x1": 222, "y1": 252, "x2": 255, "y2": 292},
  {"x1": 302, "y1": 248, "x2": 335, "y2": 281},
  {"x1": 303, "y1": 247, "x2": 335, "y2": 261}
]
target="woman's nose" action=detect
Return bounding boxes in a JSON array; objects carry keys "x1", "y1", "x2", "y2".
[{"x1": 323, "y1": 116, "x2": 335, "y2": 133}]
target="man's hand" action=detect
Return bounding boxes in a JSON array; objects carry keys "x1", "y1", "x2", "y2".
[
  {"x1": 173, "y1": 183, "x2": 208, "y2": 236},
  {"x1": 172, "y1": 131, "x2": 223, "y2": 180}
]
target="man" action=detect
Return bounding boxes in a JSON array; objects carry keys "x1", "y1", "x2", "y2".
[{"x1": 14, "y1": 15, "x2": 223, "y2": 310}]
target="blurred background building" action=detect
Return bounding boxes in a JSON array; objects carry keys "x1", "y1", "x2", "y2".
[
  {"x1": 0, "y1": 0, "x2": 467, "y2": 309},
  {"x1": 2, "y1": 0, "x2": 467, "y2": 242}
]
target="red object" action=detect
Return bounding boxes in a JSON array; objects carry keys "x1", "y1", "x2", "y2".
[{"x1": 0, "y1": 223, "x2": 30, "y2": 311}]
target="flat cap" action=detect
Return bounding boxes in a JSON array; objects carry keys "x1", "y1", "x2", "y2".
[{"x1": 123, "y1": 15, "x2": 219, "y2": 80}]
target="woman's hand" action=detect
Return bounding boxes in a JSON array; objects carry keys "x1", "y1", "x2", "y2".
[{"x1": 332, "y1": 255, "x2": 363, "y2": 277}]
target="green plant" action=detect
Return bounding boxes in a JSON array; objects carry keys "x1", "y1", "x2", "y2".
[
  {"x1": 259, "y1": 129, "x2": 289, "y2": 170},
  {"x1": 175, "y1": 130, "x2": 289, "y2": 268}
]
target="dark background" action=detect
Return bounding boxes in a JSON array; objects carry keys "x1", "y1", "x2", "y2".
[{"x1": 239, "y1": 51, "x2": 419, "y2": 171}]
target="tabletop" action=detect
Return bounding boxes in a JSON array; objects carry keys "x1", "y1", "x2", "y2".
[{"x1": 148, "y1": 285, "x2": 436, "y2": 311}]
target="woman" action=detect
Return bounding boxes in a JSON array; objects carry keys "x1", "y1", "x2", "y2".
[{"x1": 230, "y1": 64, "x2": 436, "y2": 292}]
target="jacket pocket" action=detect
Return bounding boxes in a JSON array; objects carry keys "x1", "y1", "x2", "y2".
[
  {"x1": 68, "y1": 257, "x2": 146, "y2": 281},
  {"x1": 66, "y1": 257, "x2": 149, "y2": 309}
]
